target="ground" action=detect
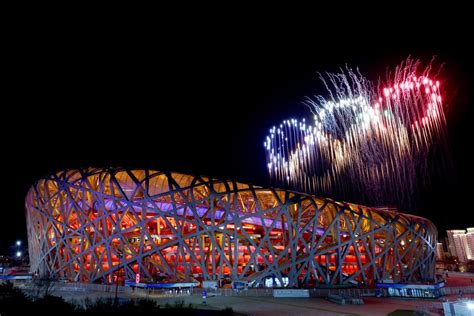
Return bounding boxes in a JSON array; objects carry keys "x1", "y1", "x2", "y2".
[
  {"x1": 16, "y1": 273, "x2": 474, "y2": 315},
  {"x1": 47, "y1": 289, "x2": 474, "y2": 315}
]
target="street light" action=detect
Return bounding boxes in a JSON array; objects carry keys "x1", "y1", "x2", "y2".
[{"x1": 14, "y1": 240, "x2": 22, "y2": 259}]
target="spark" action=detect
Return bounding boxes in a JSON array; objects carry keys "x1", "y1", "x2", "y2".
[{"x1": 264, "y1": 58, "x2": 450, "y2": 209}]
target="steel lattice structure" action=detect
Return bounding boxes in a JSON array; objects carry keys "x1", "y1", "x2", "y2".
[{"x1": 26, "y1": 168, "x2": 437, "y2": 287}]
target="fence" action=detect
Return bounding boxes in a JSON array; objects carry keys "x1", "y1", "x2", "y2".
[
  {"x1": 13, "y1": 280, "x2": 376, "y2": 298},
  {"x1": 442, "y1": 285, "x2": 474, "y2": 295},
  {"x1": 190, "y1": 287, "x2": 374, "y2": 298},
  {"x1": 15, "y1": 280, "x2": 133, "y2": 294}
]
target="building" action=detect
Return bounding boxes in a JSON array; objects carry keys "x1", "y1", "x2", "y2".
[
  {"x1": 26, "y1": 168, "x2": 437, "y2": 287},
  {"x1": 453, "y1": 231, "x2": 468, "y2": 263},
  {"x1": 446, "y1": 230, "x2": 460, "y2": 258},
  {"x1": 436, "y1": 242, "x2": 445, "y2": 261},
  {"x1": 466, "y1": 228, "x2": 474, "y2": 260},
  {"x1": 446, "y1": 229, "x2": 474, "y2": 263}
]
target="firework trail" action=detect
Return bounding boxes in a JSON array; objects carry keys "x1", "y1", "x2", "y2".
[{"x1": 264, "y1": 58, "x2": 450, "y2": 209}]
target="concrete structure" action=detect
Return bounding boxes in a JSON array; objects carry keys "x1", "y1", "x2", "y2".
[{"x1": 26, "y1": 168, "x2": 437, "y2": 287}]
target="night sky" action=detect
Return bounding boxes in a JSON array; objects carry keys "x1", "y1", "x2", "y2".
[{"x1": 3, "y1": 25, "x2": 473, "y2": 254}]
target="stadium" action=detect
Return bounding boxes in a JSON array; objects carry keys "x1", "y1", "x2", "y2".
[{"x1": 26, "y1": 168, "x2": 437, "y2": 287}]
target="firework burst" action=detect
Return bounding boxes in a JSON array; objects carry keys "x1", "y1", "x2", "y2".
[{"x1": 264, "y1": 58, "x2": 449, "y2": 209}]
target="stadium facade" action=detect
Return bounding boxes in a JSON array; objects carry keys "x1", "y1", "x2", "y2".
[{"x1": 26, "y1": 168, "x2": 437, "y2": 287}]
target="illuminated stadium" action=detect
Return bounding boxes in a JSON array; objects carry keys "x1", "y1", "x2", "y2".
[{"x1": 25, "y1": 168, "x2": 437, "y2": 287}]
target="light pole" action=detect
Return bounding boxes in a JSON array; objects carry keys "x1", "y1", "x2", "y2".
[{"x1": 15, "y1": 240, "x2": 22, "y2": 259}]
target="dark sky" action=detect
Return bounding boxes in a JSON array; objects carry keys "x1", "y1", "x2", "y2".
[{"x1": 2, "y1": 23, "x2": 473, "y2": 254}]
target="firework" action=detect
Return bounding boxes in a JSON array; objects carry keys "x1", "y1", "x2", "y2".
[{"x1": 264, "y1": 58, "x2": 449, "y2": 209}]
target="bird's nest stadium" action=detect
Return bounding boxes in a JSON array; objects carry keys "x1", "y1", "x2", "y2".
[{"x1": 26, "y1": 168, "x2": 437, "y2": 287}]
